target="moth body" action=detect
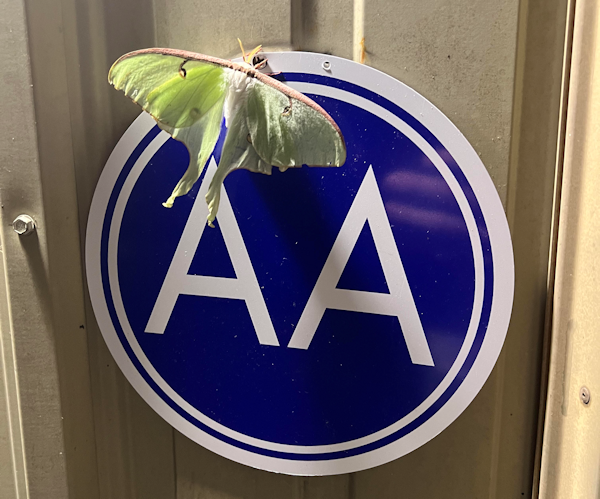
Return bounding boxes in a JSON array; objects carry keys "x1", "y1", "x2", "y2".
[{"x1": 223, "y1": 68, "x2": 255, "y2": 129}]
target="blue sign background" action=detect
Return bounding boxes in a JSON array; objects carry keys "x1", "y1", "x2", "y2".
[{"x1": 104, "y1": 74, "x2": 493, "y2": 456}]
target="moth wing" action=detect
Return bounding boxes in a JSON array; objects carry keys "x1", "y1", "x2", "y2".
[
  {"x1": 204, "y1": 78, "x2": 346, "y2": 226},
  {"x1": 109, "y1": 52, "x2": 230, "y2": 128},
  {"x1": 246, "y1": 80, "x2": 346, "y2": 168},
  {"x1": 159, "y1": 101, "x2": 225, "y2": 207},
  {"x1": 109, "y1": 51, "x2": 231, "y2": 206},
  {"x1": 206, "y1": 97, "x2": 271, "y2": 226}
]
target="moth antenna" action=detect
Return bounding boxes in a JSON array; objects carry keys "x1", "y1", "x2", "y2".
[
  {"x1": 237, "y1": 38, "x2": 248, "y2": 63},
  {"x1": 247, "y1": 44, "x2": 263, "y2": 62}
]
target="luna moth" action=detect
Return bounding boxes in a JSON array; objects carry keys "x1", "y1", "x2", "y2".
[{"x1": 108, "y1": 41, "x2": 347, "y2": 226}]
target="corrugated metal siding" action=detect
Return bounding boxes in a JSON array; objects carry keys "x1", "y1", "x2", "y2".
[
  {"x1": 539, "y1": 0, "x2": 600, "y2": 496},
  {"x1": 0, "y1": 0, "x2": 569, "y2": 497}
]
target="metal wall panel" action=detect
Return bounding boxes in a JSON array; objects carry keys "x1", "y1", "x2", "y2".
[
  {"x1": 539, "y1": 0, "x2": 600, "y2": 497},
  {"x1": 0, "y1": 0, "x2": 570, "y2": 496},
  {"x1": 1, "y1": 0, "x2": 78, "y2": 496}
]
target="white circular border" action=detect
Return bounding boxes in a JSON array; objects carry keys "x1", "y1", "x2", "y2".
[{"x1": 86, "y1": 52, "x2": 514, "y2": 475}]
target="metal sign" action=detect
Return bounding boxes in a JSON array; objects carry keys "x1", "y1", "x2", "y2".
[{"x1": 86, "y1": 52, "x2": 514, "y2": 475}]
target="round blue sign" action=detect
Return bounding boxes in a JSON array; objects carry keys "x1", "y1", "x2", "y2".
[{"x1": 87, "y1": 52, "x2": 514, "y2": 474}]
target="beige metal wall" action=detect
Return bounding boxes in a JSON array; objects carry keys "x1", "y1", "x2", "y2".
[
  {"x1": 539, "y1": 0, "x2": 600, "y2": 497},
  {"x1": 0, "y1": 0, "x2": 570, "y2": 497}
]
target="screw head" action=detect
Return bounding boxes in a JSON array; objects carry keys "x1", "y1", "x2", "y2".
[
  {"x1": 322, "y1": 60, "x2": 331, "y2": 71},
  {"x1": 580, "y1": 386, "x2": 591, "y2": 406},
  {"x1": 12, "y1": 214, "x2": 35, "y2": 236}
]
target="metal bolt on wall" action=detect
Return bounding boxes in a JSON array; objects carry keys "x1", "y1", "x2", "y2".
[{"x1": 12, "y1": 214, "x2": 35, "y2": 236}]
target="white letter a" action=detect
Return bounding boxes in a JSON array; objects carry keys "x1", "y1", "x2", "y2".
[
  {"x1": 288, "y1": 166, "x2": 434, "y2": 366},
  {"x1": 145, "y1": 160, "x2": 279, "y2": 346}
]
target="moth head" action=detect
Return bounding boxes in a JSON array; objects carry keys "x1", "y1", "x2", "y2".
[{"x1": 238, "y1": 38, "x2": 263, "y2": 68}]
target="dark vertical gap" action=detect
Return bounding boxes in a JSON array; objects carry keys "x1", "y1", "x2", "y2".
[
  {"x1": 348, "y1": 473, "x2": 355, "y2": 499},
  {"x1": 172, "y1": 428, "x2": 178, "y2": 499},
  {"x1": 291, "y1": 0, "x2": 304, "y2": 50},
  {"x1": 291, "y1": 0, "x2": 318, "y2": 52}
]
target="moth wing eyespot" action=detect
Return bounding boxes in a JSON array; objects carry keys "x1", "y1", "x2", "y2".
[
  {"x1": 178, "y1": 60, "x2": 189, "y2": 78},
  {"x1": 281, "y1": 97, "x2": 293, "y2": 116}
]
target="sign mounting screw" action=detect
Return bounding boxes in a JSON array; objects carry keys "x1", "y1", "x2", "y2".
[
  {"x1": 12, "y1": 214, "x2": 35, "y2": 236},
  {"x1": 580, "y1": 386, "x2": 591, "y2": 406}
]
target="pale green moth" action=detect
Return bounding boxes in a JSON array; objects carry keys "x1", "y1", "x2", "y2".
[{"x1": 108, "y1": 42, "x2": 347, "y2": 226}]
